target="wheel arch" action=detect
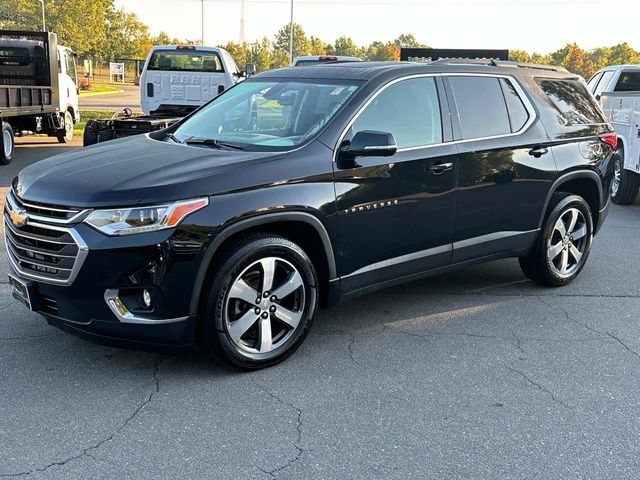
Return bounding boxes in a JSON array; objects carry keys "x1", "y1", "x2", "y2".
[
  {"x1": 539, "y1": 171, "x2": 603, "y2": 230},
  {"x1": 189, "y1": 212, "x2": 337, "y2": 318}
]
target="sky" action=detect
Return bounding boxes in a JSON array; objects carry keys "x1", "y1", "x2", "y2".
[{"x1": 114, "y1": 0, "x2": 640, "y2": 54}]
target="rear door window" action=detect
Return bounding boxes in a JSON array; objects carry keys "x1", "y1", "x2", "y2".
[
  {"x1": 614, "y1": 71, "x2": 640, "y2": 92},
  {"x1": 536, "y1": 78, "x2": 606, "y2": 125},
  {"x1": 449, "y1": 76, "x2": 511, "y2": 139},
  {"x1": 350, "y1": 77, "x2": 442, "y2": 148}
]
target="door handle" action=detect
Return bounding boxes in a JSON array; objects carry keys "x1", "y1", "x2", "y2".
[
  {"x1": 528, "y1": 147, "x2": 549, "y2": 158},
  {"x1": 428, "y1": 161, "x2": 453, "y2": 174}
]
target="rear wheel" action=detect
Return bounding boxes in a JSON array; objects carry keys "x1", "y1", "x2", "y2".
[
  {"x1": 1, "y1": 121, "x2": 14, "y2": 165},
  {"x1": 83, "y1": 120, "x2": 99, "y2": 146},
  {"x1": 57, "y1": 111, "x2": 74, "y2": 143},
  {"x1": 611, "y1": 148, "x2": 640, "y2": 205},
  {"x1": 519, "y1": 193, "x2": 593, "y2": 287},
  {"x1": 201, "y1": 234, "x2": 318, "y2": 370}
]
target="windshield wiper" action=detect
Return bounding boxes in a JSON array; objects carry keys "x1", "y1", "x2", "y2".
[
  {"x1": 167, "y1": 132, "x2": 183, "y2": 144},
  {"x1": 184, "y1": 137, "x2": 245, "y2": 151}
]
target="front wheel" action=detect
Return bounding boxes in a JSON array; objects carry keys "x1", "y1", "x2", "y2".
[
  {"x1": 1, "y1": 121, "x2": 14, "y2": 165},
  {"x1": 201, "y1": 234, "x2": 318, "y2": 370},
  {"x1": 611, "y1": 150, "x2": 640, "y2": 205},
  {"x1": 519, "y1": 193, "x2": 593, "y2": 287},
  {"x1": 57, "y1": 111, "x2": 74, "y2": 143}
]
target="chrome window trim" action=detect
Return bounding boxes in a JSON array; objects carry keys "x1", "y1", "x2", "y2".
[
  {"x1": 332, "y1": 72, "x2": 539, "y2": 162},
  {"x1": 104, "y1": 290, "x2": 189, "y2": 325},
  {"x1": 4, "y1": 204, "x2": 88, "y2": 286}
]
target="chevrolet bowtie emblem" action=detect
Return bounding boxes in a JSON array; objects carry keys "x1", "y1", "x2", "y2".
[{"x1": 9, "y1": 209, "x2": 28, "y2": 228}]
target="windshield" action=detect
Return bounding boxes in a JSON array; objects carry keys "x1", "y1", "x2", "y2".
[{"x1": 173, "y1": 79, "x2": 361, "y2": 150}]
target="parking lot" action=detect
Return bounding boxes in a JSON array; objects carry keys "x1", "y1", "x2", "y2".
[{"x1": 1, "y1": 138, "x2": 640, "y2": 479}]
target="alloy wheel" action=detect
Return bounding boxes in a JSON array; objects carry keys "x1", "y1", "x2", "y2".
[
  {"x1": 224, "y1": 256, "x2": 305, "y2": 354},
  {"x1": 547, "y1": 207, "x2": 588, "y2": 278},
  {"x1": 612, "y1": 158, "x2": 621, "y2": 196}
]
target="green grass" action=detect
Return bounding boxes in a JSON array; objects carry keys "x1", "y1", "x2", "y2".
[
  {"x1": 78, "y1": 84, "x2": 124, "y2": 96},
  {"x1": 73, "y1": 110, "x2": 117, "y2": 136}
]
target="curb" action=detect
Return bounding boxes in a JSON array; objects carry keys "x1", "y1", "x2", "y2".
[{"x1": 78, "y1": 89, "x2": 125, "y2": 98}]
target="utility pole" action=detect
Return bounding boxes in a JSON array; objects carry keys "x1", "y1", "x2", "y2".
[
  {"x1": 288, "y1": 0, "x2": 294, "y2": 64},
  {"x1": 201, "y1": 0, "x2": 204, "y2": 45},
  {"x1": 239, "y1": 0, "x2": 246, "y2": 43},
  {"x1": 38, "y1": 0, "x2": 46, "y2": 31}
]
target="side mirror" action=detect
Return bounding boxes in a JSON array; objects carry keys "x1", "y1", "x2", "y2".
[
  {"x1": 595, "y1": 94, "x2": 601, "y2": 101},
  {"x1": 337, "y1": 130, "x2": 397, "y2": 168},
  {"x1": 244, "y1": 63, "x2": 256, "y2": 77}
]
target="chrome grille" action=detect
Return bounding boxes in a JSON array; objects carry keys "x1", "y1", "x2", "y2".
[
  {"x1": 4, "y1": 193, "x2": 88, "y2": 286},
  {"x1": 7, "y1": 189, "x2": 86, "y2": 224}
]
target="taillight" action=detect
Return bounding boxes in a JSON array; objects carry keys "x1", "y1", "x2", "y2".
[
  {"x1": 320, "y1": 56, "x2": 337, "y2": 61},
  {"x1": 599, "y1": 133, "x2": 618, "y2": 150},
  {"x1": 177, "y1": 45, "x2": 196, "y2": 50}
]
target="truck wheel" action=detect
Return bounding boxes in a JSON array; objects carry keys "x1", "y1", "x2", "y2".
[
  {"x1": 519, "y1": 193, "x2": 593, "y2": 287},
  {"x1": 57, "y1": 111, "x2": 74, "y2": 143},
  {"x1": 83, "y1": 120, "x2": 99, "y2": 146},
  {"x1": 1, "y1": 121, "x2": 14, "y2": 165},
  {"x1": 201, "y1": 234, "x2": 318, "y2": 370},
  {"x1": 611, "y1": 151, "x2": 640, "y2": 205}
]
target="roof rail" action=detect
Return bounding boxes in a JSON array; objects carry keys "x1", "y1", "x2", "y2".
[{"x1": 428, "y1": 58, "x2": 568, "y2": 73}]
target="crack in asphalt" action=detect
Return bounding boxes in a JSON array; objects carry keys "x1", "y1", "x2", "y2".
[
  {"x1": 253, "y1": 382, "x2": 305, "y2": 479},
  {"x1": 538, "y1": 296, "x2": 640, "y2": 361},
  {"x1": 0, "y1": 356, "x2": 166, "y2": 477},
  {"x1": 505, "y1": 365, "x2": 574, "y2": 411},
  {"x1": 347, "y1": 335, "x2": 366, "y2": 368}
]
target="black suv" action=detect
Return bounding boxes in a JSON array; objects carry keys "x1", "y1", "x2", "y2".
[{"x1": 5, "y1": 61, "x2": 615, "y2": 368}]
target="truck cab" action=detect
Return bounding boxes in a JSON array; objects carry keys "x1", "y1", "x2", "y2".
[
  {"x1": 140, "y1": 45, "x2": 240, "y2": 116},
  {"x1": 587, "y1": 65, "x2": 640, "y2": 205},
  {"x1": 57, "y1": 45, "x2": 79, "y2": 131}
]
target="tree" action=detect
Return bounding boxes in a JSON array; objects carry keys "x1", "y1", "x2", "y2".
[
  {"x1": 330, "y1": 36, "x2": 360, "y2": 57},
  {"x1": 365, "y1": 41, "x2": 400, "y2": 61},
  {"x1": 309, "y1": 36, "x2": 329, "y2": 56},
  {"x1": 392, "y1": 34, "x2": 425, "y2": 49},
  {"x1": 607, "y1": 43, "x2": 640, "y2": 65},
  {"x1": 273, "y1": 23, "x2": 310, "y2": 59},
  {"x1": 549, "y1": 43, "x2": 589, "y2": 76},
  {"x1": 509, "y1": 50, "x2": 530, "y2": 62},
  {"x1": 221, "y1": 40, "x2": 248, "y2": 68},
  {"x1": 104, "y1": 8, "x2": 151, "y2": 60}
]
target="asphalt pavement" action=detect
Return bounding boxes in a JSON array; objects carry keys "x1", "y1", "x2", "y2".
[
  {"x1": 1, "y1": 139, "x2": 640, "y2": 479},
  {"x1": 79, "y1": 84, "x2": 141, "y2": 111}
]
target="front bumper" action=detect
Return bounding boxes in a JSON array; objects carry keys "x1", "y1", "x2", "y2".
[{"x1": 7, "y1": 220, "x2": 206, "y2": 350}]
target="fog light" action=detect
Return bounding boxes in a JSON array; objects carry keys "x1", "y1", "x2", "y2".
[{"x1": 142, "y1": 289, "x2": 152, "y2": 308}]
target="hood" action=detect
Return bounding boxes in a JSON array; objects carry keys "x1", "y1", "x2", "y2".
[{"x1": 16, "y1": 135, "x2": 287, "y2": 208}]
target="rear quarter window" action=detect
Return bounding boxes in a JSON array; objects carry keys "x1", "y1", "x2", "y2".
[
  {"x1": 535, "y1": 78, "x2": 606, "y2": 125},
  {"x1": 614, "y1": 72, "x2": 640, "y2": 92}
]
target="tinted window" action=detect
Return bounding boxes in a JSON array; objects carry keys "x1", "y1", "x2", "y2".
[
  {"x1": 536, "y1": 78, "x2": 606, "y2": 125},
  {"x1": 615, "y1": 72, "x2": 640, "y2": 92},
  {"x1": 593, "y1": 70, "x2": 615, "y2": 97},
  {"x1": 499, "y1": 78, "x2": 529, "y2": 132},
  {"x1": 350, "y1": 77, "x2": 442, "y2": 148},
  {"x1": 449, "y1": 76, "x2": 511, "y2": 139},
  {"x1": 147, "y1": 50, "x2": 224, "y2": 72}
]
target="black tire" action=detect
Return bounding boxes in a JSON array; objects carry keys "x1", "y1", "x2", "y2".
[
  {"x1": 200, "y1": 234, "x2": 318, "y2": 370},
  {"x1": 519, "y1": 193, "x2": 593, "y2": 287},
  {"x1": 1, "y1": 121, "x2": 14, "y2": 165},
  {"x1": 611, "y1": 148, "x2": 640, "y2": 205},
  {"x1": 83, "y1": 120, "x2": 99, "y2": 146},
  {"x1": 56, "y1": 110, "x2": 74, "y2": 143}
]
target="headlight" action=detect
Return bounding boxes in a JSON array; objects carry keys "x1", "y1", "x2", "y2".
[{"x1": 84, "y1": 198, "x2": 209, "y2": 236}]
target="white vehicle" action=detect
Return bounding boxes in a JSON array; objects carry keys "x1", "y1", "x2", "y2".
[
  {"x1": 84, "y1": 45, "x2": 247, "y2": 146},
  {"x1": 291, "y1": 55, "x2": 362, "y2": 67},
  {"x1": 0, "y1": 30, "x2": 79, "y2": 164},
  {"x1": 140, "y1": 45, "x2": 242, "y2": 116},
  {"x1": 587, "y1": 65, "x2": 640, "y2": 204}
]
